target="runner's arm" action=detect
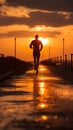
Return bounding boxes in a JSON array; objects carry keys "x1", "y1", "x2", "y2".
[
  {"x1": 39, "y1": 42, "x2": 43, "y2": 51},
  {"x1": 30, "y1": 41, "x2": 33, "y2": 49}
]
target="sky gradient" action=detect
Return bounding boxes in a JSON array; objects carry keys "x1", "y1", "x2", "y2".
[{"x1": 0, "y1": 0, "x2": 73, "y2": 61}]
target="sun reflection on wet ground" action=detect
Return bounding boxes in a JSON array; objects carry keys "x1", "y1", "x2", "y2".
[{"x1": 0, "y1": 65, "x2": 73, "y2": 130}]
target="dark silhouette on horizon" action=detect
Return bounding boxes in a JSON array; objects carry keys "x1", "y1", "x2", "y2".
[{"x1": 30, "y1": 34, "x2": 43, "y2": 72}]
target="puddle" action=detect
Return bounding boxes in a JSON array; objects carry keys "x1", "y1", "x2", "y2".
[{"x1": 0, "y1": 65, "x2": 73, "y2": 130}]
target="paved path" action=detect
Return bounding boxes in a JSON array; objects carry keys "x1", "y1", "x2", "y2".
[{"x1": 0, "y1": 65, "x2": 73, "y2": 130}]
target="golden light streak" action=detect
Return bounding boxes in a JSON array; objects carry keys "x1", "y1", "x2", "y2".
[
  {"x1": 41, "y1": 115, "x2": 48, "y2": 121},
  {"x1": 39, "y1": 82, "x2": 45, "y2": 95}
]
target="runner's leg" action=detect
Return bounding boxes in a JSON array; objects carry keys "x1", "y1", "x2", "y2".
[
  {"x1": 37, "y1": 53, "x2": 40, "y2": 68},
  {"x1": 33, "y1": 54, "x2": 37, "y2": 69}
]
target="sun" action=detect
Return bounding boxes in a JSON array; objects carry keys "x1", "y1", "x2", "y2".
[{"x1": 39, "y1": 37, "x2": 49, "y2": 45}]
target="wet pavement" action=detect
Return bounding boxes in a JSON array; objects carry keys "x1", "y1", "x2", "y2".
[{"x1": 0, "y1": 65, "x2": 73, "y2": 130}]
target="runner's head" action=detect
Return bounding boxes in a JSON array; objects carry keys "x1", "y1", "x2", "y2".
[{"x1": 35, "y1": 34, "x2": 39, "y2": 39}]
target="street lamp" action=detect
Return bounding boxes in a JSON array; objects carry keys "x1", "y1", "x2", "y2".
[
  {"x1": 63, "y1": 38, "x2": 65, "y2": 62},
  {"x1": 14, "y1": 37, "x2": 16, "y2": 58},
  {"x1": 49, "y1": 46, "x2": 51, "y2": 59}
]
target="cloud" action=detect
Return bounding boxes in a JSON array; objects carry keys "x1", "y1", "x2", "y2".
[
  {"x1": 28, "y1": 11, "x2": 73, "y2": 27},
  {"x1": 0, "y1": 5, "x2": 33, "y2": 18},
  {"x1": 0, "y1": 11, "x2": 73, "y2": 27},
  {"x1": 0, "y1": 1, "x2": 73, "y2": 29},
  {"x1": 0, "y1": 30, "x2": 61, "y2": 38},
  {"x1": 6, "y1": 0, "x2": 73, "y2": 12}
]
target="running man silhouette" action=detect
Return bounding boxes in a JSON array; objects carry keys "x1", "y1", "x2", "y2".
[{"x1": 30, "y1": 35, "x2": 43, "y2": 71}]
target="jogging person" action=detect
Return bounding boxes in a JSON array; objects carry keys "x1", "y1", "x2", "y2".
[{"x1": 30, "y1": 35, "x2": 43, "y2": 71}]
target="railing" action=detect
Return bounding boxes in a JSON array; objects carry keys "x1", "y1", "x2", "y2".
[
  {"x1": 48, "y1": 53, "x2": 73, "y2": 69},
  {"x1": 71, "y1": 54, "x2": 73, "y2": 68}
]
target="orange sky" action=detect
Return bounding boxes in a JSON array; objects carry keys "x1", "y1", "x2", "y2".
[{"x1": 0, "y1": 0, "x2": 73, "y2": 61}]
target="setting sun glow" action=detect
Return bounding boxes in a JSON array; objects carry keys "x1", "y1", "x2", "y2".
[{"x1": 39, "y1": 37, "x2": 49, "y2": 45}]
